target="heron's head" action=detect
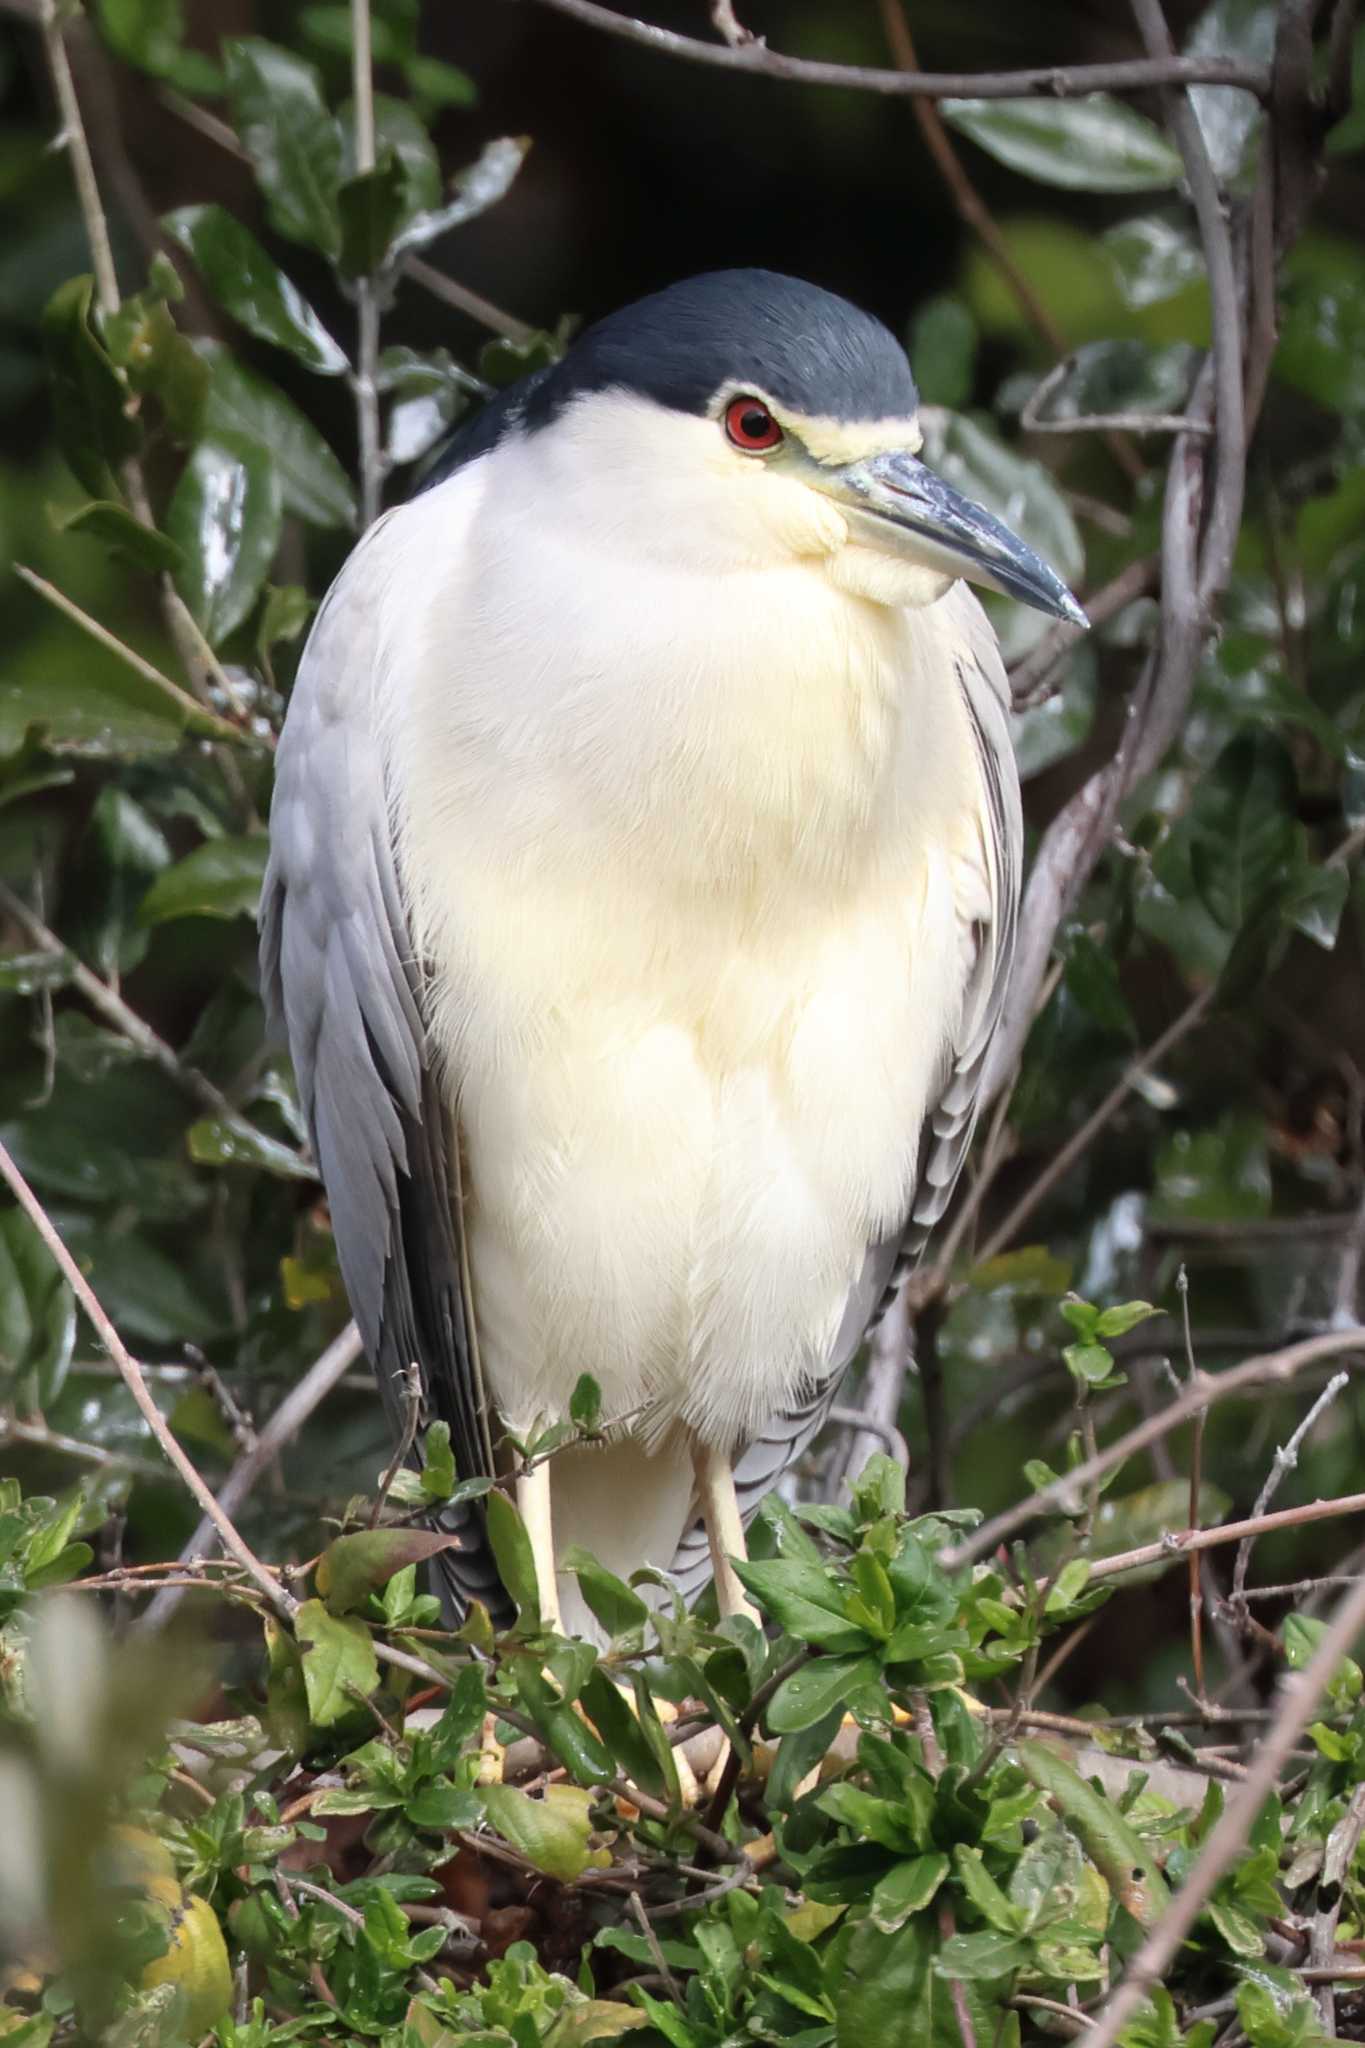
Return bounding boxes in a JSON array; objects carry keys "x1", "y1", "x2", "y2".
[{"x1": 513, "y1": 269, "x2": 1085, "y2": 622}]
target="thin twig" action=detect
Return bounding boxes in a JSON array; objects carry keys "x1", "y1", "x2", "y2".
[
  {"x1": 1082, "y1": 1569, "x2": 1365, "y2": 2048},
  {"x1": 942, "y1": 1328, "x2": 1365, "y2": 1570},
  {"x1": 350, "y1": 0, "x2": 384, "y2": 530},
  {"x1": 12, "y1": 567, "x2": 245, "y2": 744},
  {"x1": 1072, "y1": 1487, "x2": 1365, "y2": 1593},
  {"x1": 630, "y1": 1892, "x2": 685, "y2": 2007},
  {"x1": 528, "y1": 1, "x2": 1271, "y2": 100},
  {"x1": 1310, "y1": 1781, "x2": 1365, "y2": 2031},
  {"x1": 0, "y1": 1414, "x2": 166, "y2": 1483},
  {"x1": 0, "y1": 1136, "x2": 296, "y2": 1623},
  {"x1": 140, "y1": 1322, "x2": 364, "y2": 1630},
  {"x1": 38, "y1": 0, "x2": 118, "y2": 313},
  {"x1": 1230, "y1": 1373, "x2": 1350, "y2": 1608},
  {"x1": 1178, "y1": 1269, "x2": 1206, "y2": 1702},
  {"x1": 369, "y1": 1361, "x2": 423, "y2": 1528},
  {"x1": 1007, "y1": 554, "x2": 1158, "y2": 709}
]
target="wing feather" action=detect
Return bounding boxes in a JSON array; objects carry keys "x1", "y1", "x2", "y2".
[{"x1": 260, "y1": 524, "x2": 508, "y2": 1622}]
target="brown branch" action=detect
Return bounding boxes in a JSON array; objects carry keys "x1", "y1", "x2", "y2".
[
  {"x1": 140, "y1": 1322, "x2": 364, "y2": 1630},
  {"x1": 1082, "y1": 1568, "x2": 1365, "y2": 2048},
  {"x1": 1073, "y1": 1485, "x2": 1365, "y2": 1591},
  {"x1": 528, "y1": 0, "x2": 1271, "y2": 99},
  {"x1": 1310, "y1": 1780, "x2": 1365, "y2": 2030},
  {"x1": 941, "y1": 1327, "x2": 1365, "y2": 1570},
  {"x1": 0, "y1": 1135, "x2": 297, "y2": 1623}
]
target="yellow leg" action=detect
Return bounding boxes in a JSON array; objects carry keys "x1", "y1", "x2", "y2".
[
  {"x1": 692, "y1": 1439, "x2": 760, "y2": 1625},
  {"x1": 517, "y1": 1461, "x2": 563, "y2": 1632}
]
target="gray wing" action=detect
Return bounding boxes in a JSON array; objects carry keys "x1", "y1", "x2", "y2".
[
  {"x1": 669, "y1": 591, "x2": 1023, "y2": 1591},
  {"x1": 259, "y1": 523, "x2": 509, "y2": 1624}
]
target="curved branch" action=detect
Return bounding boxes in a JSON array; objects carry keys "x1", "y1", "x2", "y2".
[{"x1": 528, "y1": 0, "x2": 1270, "y2": 101}]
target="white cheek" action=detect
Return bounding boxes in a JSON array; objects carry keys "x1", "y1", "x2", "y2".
[{"x1": 826, "y1": 546, "x2": 956, "y2": 610}]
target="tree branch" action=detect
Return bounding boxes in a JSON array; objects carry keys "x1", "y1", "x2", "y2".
[{"x1": 527, "y1": 0, "x2": 1271, "y2": 100}]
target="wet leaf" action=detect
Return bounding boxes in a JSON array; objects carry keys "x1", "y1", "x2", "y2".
[
  {"x1": 199, "y1": 345, "x2": 356, "y2": 530},
  {"x1": 164, "y1": 206, "x2": 348, "y2": 374},
  {"x1": 166, "y1": 438, "x2": 282, "y2": 646},
  {"x1": 224, "y1": 38, "x2": 343, "y2": 260},
  {"x1": 389, "y1": 136, "x2": 530, "y2": 261},
  {"x1": 941, "y1": 95, "x2": 1183, "y2": 192},
  {"x1": 767, "y1": 1652, "x2": 883, "y2": 1732},
  {"x1": 337, "y1": 153, "x2": 411, "y2": 277}
]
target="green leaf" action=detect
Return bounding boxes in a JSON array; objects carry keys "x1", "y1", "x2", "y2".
[
  {"x1": 166, "y1": 437, "x2": 282, "y2": 646},
  {"x1": 295, "y1": 1599, "x2": 379, "y2": 1725},
  {"x1": 1154, "y1": 1113, "x2": 1272, "y2": 1224},
  {"x1": 870, "y1": 1852, "x2": 951, "y2": 1930},
  {"x1": 186, "y1": 1115, "x2": 312, "y2": 1178},
  {"x1": 102, "y1": 268, "x2": 210, "y2": 440},
  {"x1": 0, "y1": 1209, "x2": 76, "y2": 1409},
  {"x1": 164, "y1": 206, "x2": 348, "y2": 374},
  {"x1": 42, "y1": 276, "x2": 141, "y2": 496},
  {"x1": 731, "y1": 1558, "x2": 873, "y2": 1653},
  {"x1": 766, "y1": 1652, "x2": 883, "y2": 1733},
  {"x1": 1188, "y1": 734, "x2": 1300, "y2": 936},
  {"x1": 1094, "y1": 1300, "x2": 1160, "y2": 1339},
  {"x1": 560, "y1": 1546, "x2": 648, "y2": 1639},
  {"x1": 316, "y1": 1528, "x2": 461, "y2": 1613},
  {"x1": 337, "y1": 153, "x2": 411, "y2": 278},
  {"x1": 199, "y1": 344, "x2": 356, "y2": 529},
  {"x1": 578, "y1": 1669, "x2": 668, "y2": 1798},
  {"x1": 224, "y1": 38, "x2": 343, "y2": 259},
  {"x1": 1012, "y1": 1738, "x2": 1171, "y2": 1923},
  {"x1": 479, "y1": 1784, "x2": 592, "y2": 1882},
  {"x1": 484, "y1": 1488, "x2": 542, "y2": 1624},
  {"x1": 1027, "y1": 340, "x2": 1198, "y2": 426},
  {"x1": 907, "y1": 294, "x2": 977, "y2": 409},
  {"x1": 937, "y1": 1929, "x2": 1031, "y2": 1980},
  {"x1": 53, "y1": 500, "x2": 184, "y2": 575},
  {"x1": 1281, "y1": 861, "x2": 1349, "y2": 950},
  {"x1": 838, "y1": 1916, "x2": 1007, "y2": 2048},
  {"x1": 389, "y1": 137, "x2": 530, "y2": 261},
  {"x1": 569, "y1": 1373, "x2": 602, "y2": 1433},
  {"x1": 1207, "y1": 1897, "x2": 1265, "y2": 1958},
  {"x1": 954, "y1": 1845, "x2": 1021, "y2": 1933},
  {"x1": 942, "y1": 94, "x2": 1183, "y2": 191},
  {"x1": 1103, "y1": 215, "x2": 1205, "y2": 310},
  {"x1": 94, "y1": 0, "x2": 221, "y2": 90},
  {"x1": 139, "y1": 834, "x2": 270, "y2": 924},
  {"x1": 1186, "y1": 0, "x2": 1276, "y2": 184}
]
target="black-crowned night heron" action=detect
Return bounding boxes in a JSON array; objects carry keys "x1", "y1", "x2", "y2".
[{"x1": 260, "y1": 270, "x2": 1084, "y2": 1639}]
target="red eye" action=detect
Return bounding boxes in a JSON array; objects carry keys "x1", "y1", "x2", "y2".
[{"x1": 724, "y1": 396, "x2": 783, "y2": 452}]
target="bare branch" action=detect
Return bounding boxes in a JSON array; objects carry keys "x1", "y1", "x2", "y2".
[
  {"x1": 0, "y1": 1135, "x2": 296, "y2": 1623},
  {"x1": 1075, "y1": 1484, "x2": 1365, "y2": 1591},
  {"x1": 528, "y1": 0, "x2": 1271, "y2": 100},
  {"x1": 941, "y1": 1328, "x2": 1365, "y2": 1570},
  {"x1": 1081, "y1": 1568, "x2": 1365, "y2": 2048},
  {"x1": 140, "y1": 1322, "x2": 364, "y2": 1631},
  {"x1": 37, "y1": 0, "x2": 118, "y2": 313}
]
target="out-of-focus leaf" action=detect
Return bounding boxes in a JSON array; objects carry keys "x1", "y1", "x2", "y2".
[
  {"x1": 1276, "y1": 235, "x2": 1365, "y2": 420},
  {"x1": 337, "y1": 153, "x2": 410, "y2": 278},
  {"x1": 223, "y1": 38, "x2": 343, "y2": 260},
  {"x1": 257, "y1": 584, "x2": 315, "y2": 657},
  {"x1": 1103, "y1": 215, "x2": 1206, "y2": 310},
  {"x1": 198, "y1": 345, "x2": 356, "y2": 530},
  {"x1": 164, "y1": 206, "x2": 348, "y2": 374},
  {"x1": 53, "y1": 501, "x2": 184, "y2": 575},
  {"x1": 1326, "y1": 22, "x2": 1365, "y2": 156},
  {"x1": 907, "y1": 294, "x2": 977, "y2": 409},
  {"x1": 52, "y1": 1014, "x2": 141, "y2": 1083},
  {"x1": 166, "y1": 438, "x2": 282, "y2": 646},
  {"x1": 67, "y1": 785, "x2": 171, "y2": 979},
  {"x1": 920, "y1": 408, "x2": 1083, "y2": 587},
  {"x1": 390, "y1": 137, "x2": 530, "y2": 260},
  {"x1": 295, "y1": 1599, "x2": 379, "y2": 1725},
  {"x1": 94, "y1": 0, "x2": 221, "y2": 92},
  {"x1": 0, "y1": 670, "x2": 185, "y2": 760},
  {"x1": 42, "y1": 276, "x2": 141, "y2": 496},
  {"x1": 1062, "y1": 927, "x2": 1137, "y2": 1041},
  {"x1": 1013, "y1": 657, "x2": 1097, "y2": 781},
  {"x1": 1185, "y1": 0, "x2": 1275, "y2": 185},
  {"x1": 942, "y1": 95, "x2": 1182, "y2": 192},
  {"x1": 1188, "y1": 733, "x2": 1300, "y2": 935},
  {"x1": 1153, "y1": 1112, "x2": 1272, "y2": 1222},
  {"x1": 0, "y1": 1208, "x2": 76, "y2": 1408},
  {"x1": 969, "y1": 1245, "x2": 1072, "y2": 1297},
  {"x1": 345, "y1": 93, "x2": 442, "y2": 214},
  {"x1": 139, "y1": 833, "x2": 270, "y2": 924},
  {"x1": 1026, "y1": 340, "x2": 1198, "y2": 424},
  {"x1": 1280, "y1": 861, "x2": 1349, "y2": 950},
  {"x1": 0, "y1": 949, "x2": 73, "y2": 994}
]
